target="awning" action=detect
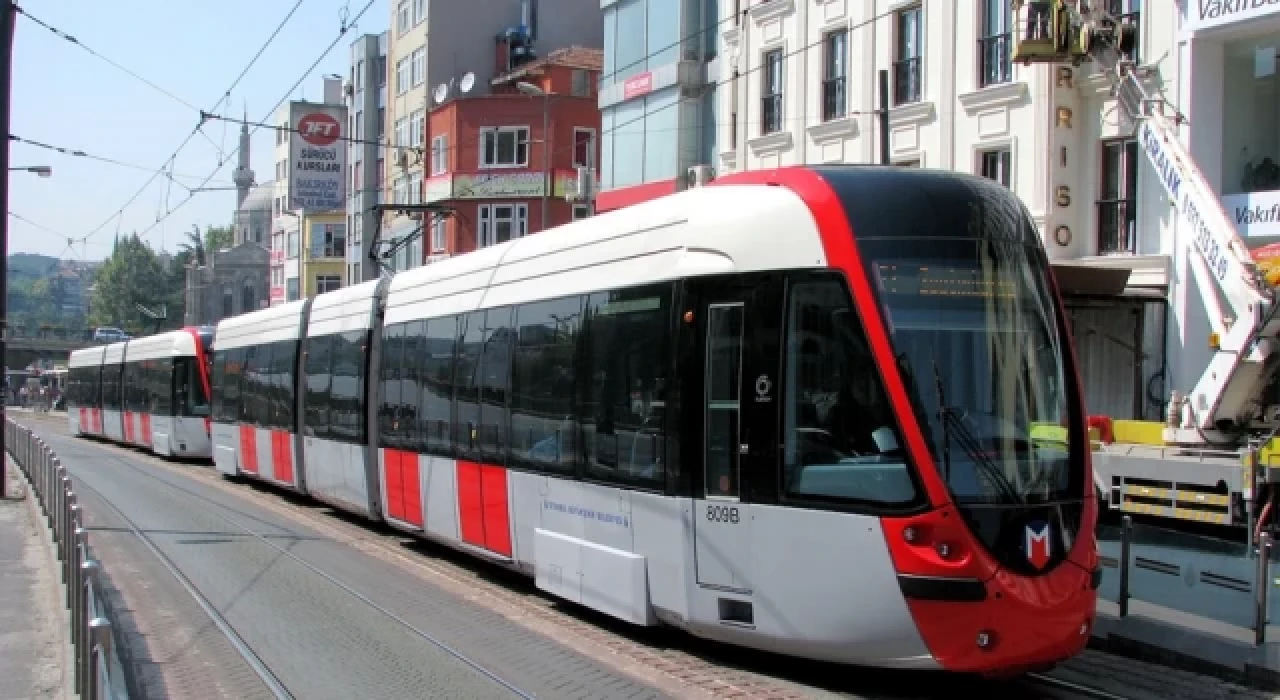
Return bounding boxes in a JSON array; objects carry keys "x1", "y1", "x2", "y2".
[{"x1": 1051, "y1": 263, "x2": 1133, "y2": 296}]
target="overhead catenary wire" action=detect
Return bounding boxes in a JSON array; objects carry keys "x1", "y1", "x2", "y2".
[
  {"x1": 130, "y1": 0, "x2": 379, "y2": 244},
  {"x1": 72, "y1": 0, "x2": 308, "y2": 246},
  {"x1": 8, "y1": 134, "x2": 236, "y2": 184}
]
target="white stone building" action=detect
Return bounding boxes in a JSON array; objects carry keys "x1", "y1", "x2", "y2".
[{"x1": 711, "y1": 0, "x2": 1201, "y2": 421}]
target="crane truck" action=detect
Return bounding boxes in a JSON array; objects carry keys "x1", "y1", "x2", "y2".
[{"x1": 1011, "y1": 1, "x2": 1280, "y2": 535}]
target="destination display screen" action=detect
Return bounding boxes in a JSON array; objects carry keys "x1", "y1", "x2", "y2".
[{"x1": 873, "y1": 261, "x2": 1017, "y2": 299}]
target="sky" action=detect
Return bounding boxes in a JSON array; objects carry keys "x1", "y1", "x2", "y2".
[{"x1": 7, "y1": 0, "x2": 388, "y2": 261}]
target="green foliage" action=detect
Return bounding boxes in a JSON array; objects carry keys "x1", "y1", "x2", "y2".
[
  {"x1": 6, "y1": 253, "x2": 90, "y2": 336},
  {"x1": 205, "y1": 224, "x2": 234, "y2": 254},
  {"x1": 87, "y1": 233, "x2": 173, "y2": 333}
]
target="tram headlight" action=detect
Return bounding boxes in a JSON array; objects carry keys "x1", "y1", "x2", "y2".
[{"x1": 935, "y1": 542, "x2": 952, "y2": 559}]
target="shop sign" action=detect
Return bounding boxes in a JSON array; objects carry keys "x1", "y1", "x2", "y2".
[
  {"x1": 288, "y1": 103, "x2": 348, "y2": 212},
  {"x1": 1184, "y1": 0, "x2": 1280, "y2": 34},
  {"x1": 1224, "y1": 190, "x2": 1280, "y2": 238},
  {"x1": 623, "y1": 72, "x2": 653, "y2": 101},
  {"x1": 453, "y1": 172, "x2": 546, "y2": 198}
]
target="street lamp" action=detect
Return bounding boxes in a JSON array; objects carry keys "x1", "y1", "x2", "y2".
[
  {"x1": 8, "y1": 165, "x2": 51, "y2": 177},
  {"x1": 515, "y1": 81, "x2": 550, "y2": 232}
]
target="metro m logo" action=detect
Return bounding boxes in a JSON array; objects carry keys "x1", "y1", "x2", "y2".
[{"x1": 1025, "y1": 521, "x2": 1052, "y2": 571}]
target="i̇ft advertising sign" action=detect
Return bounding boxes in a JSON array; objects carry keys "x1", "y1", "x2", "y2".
[{"x1": 288, "y1": 102, "x2": 347, "y2": 212}]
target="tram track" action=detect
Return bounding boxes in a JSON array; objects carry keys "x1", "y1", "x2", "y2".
[
  {"x1": 69, "y1": 446, "x2": 537, "y2": 700},
  {"x1": 29, "y1": 414, "x2": 1155, "y2": 699}
]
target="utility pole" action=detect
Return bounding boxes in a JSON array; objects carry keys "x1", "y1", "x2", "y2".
[{"x1": 1, "y1": 0, "x2": 16, "y2": 493}]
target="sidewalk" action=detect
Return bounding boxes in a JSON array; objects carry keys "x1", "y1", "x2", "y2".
[
  {"x1": 0, "y1": 457, "x2": 73, "y2": 700},
  {"x1": 1091, "y1": 596, "x2": 1280, "y2": 690}
]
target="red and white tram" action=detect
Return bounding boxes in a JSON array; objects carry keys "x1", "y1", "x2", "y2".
[
  {"x1": 204, "y1": 166, "x2": 1100, "y2": 675},
  {"x1": 66, "y1": 327, "x2": 215, "y2": 458}
]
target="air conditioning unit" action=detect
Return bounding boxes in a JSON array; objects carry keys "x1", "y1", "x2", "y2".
[{"x1": 687, "y1": 164, "x2": 714, "y2": 187}]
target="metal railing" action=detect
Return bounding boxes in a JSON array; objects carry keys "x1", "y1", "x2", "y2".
[
  {"x1": 1100, "y1": 514, "x2": 1274, "y2": 645},
  {"x1": 5, "y1": 418, "x2": 127, "y2": 699}
]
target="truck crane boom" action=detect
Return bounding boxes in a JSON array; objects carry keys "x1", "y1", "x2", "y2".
[{"x1": 1011, "y1": 1, "x2": 1280, "y2": 530}]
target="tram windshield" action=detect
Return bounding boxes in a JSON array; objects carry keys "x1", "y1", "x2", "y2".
[{"x1": 860, "y1": 236, "x2": 1080, "y2": 506}]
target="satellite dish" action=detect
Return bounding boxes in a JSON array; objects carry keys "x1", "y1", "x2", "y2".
[
  {"x1": 459, "y1": 72, "x2": 476, "y2": 94},
  {"x1": 432, "y1": 83, "x2": 450, "y2": 105}
]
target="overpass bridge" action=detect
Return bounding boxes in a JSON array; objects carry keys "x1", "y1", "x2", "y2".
[{"x1": 5, "y1": 331, "x2": 98, "y2": 369}]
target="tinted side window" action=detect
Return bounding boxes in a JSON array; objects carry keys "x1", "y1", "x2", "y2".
[
  {"x1": 330, "y1": 330, "x2": 368, "y2": 444},
  {"x1": 378, "y1": 323, "x2": 405, "y2": 448},
  {"x1": 453, "y1": 312, "x2": 485, "y2": 455},
  {"x1": 211, "y1": 351, "x2": 228, "y2": 420},
  {"x1": 189, "y1": 356, "x2": 210, "y2": 417},
  {"x1": 781, "y1": 275, "x2": 918, "y2": 507},
  {"x1": 579, "y1": 284, "x2": 670, "y2": 486},
  {"x1": 510, "y1": 296, "x2": 582, "y2": 473},
  {"x1": 401, "y1": 321, "x2": 426, "y2": 451},
  {"x1": 272, "y1": 340, "x2": 298, "y2": 432},
  {"x1": 245, "y1": 344, "x2": 270, "y2": 427},
  {"x1": 155, "y1": 358, "x2": 174, "y2": 415},
  {"x1": 478, "y1": 308, "x2": 513, "y2": 463},
  {"x1": 304, "y1": 334, "x2": 334, "y2": 439},
  {"x1": 224, "y1": 348, "x2": 245, "y2": 423},
  {"x1": 421, "y1": 317, "x2": 457, "y2": 454}
]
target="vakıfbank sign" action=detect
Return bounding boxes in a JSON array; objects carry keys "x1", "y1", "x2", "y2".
[
  {"x1": 1185, "y1": 0, "x2": 1280, "y2": 33},
  {"x1": 288, "y1": 102, "x2": 347, "y2": 212}
]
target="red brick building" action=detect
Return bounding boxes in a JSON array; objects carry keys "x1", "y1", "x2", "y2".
[{"x1": 420, "y1": 47, "x2": 602, "y2": 261}]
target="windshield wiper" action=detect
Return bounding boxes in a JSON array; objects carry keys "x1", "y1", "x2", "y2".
[{"x1": 932, "y1": 358, "x2": 1024, "y2": 505}]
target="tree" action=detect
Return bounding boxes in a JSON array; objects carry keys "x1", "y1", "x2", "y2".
[
  {"x1": 204, "y1": 224, "x2": 234, "y2": 253},
  {"x1": 178, "y1": 226, "x2": 206, "y2": 267},
  {"x1": 88, "y1": 234, "x2": 170, "y2": 333}
]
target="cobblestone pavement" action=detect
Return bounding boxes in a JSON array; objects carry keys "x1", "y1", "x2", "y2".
[{"x1": 22, "y1": 412, "x2": 1280, "y2": 699}]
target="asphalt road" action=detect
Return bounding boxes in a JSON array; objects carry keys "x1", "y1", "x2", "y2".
[{"x1": 14, "y1": 411, "x2": 1274, "y2": 700}]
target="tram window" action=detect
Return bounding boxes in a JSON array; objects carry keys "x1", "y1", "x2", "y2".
[
  {"x1": 477, "y1": 308, "x2": 514, "y2": 463},
  {"x1": 401, "y1": 321, "x2": 426, "y2": 450},
  {"x1": 420, "y1": 317, "x2": 457, "y2": 454},
  {"x1": 243, "y1": 344, "x2": 269, "y2": 427},
  {"x1": 189, "y1": 356, "x2": 210, "y2": 418},
  {"x1": 510, "y1": 295, "x2": 583, "y2": 473},
  {"x1": 211, "y1": 351, "x2": 227, "y2": 418},
  {"x1": 220, "y1": 348, "x2": 245, "y2": 423},
  {"x1": 378, "y1": 323, "x2": 406, "y2": 448},
  {"x1": 579, "y1": 283, "x2": 670, "y2": 486},
  {"x1": 304, "y1": 334, "x2": 334, "y2": 440},
  {"x1": 330, "y1": 330, "x2": 369, "y2": 444},
  {"x1": 271, "y1": 340, "x2": 298, "y2": 432},
  {"x1": 453, "y1": 311, "x2": 486, "y2": 455},
  {"x1": 156, "y1": 358, "x2": 174, "y2": 416},
  {"x1": 781, "y1": 275, "x2": 918, "y2": 507}
]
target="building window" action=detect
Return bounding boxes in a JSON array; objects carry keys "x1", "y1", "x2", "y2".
[
  {"x1": 478, "y1": 204, "x2": 528, "y2": 247},
  {"x1": 572, "y1": 128, "x2": 595, "y2": 168},
  {"x1": 1099, "y1": 137, "x2": 1139, "y2": 254},
  {"x1": 311, "y1": 223, "x2": 347, "y2": 259},
  {"x1": 377, "y1": 108, "x2": 385, "y2": 140},
  {"x1": 761, "y1": 49, "x2": 783, "y2": 135},
  {"x1": 410, "y1": 173, "x2": 423, "y2": 205},
  {"x1": 480, "y1": 127, "x2": 530, "y2": 168},
  {"x1": 413, "y1": 0, "x2": 426, "y2": 25},
  {"x1": 242, "y1": 283, "x2": 256, "y2": 313},
  {"x1": 355, "y1": 60, "x2": 364, "y2": 92},
  {"x1": 571, "y1": 69, "x2": 591, "y2": 97},
  {"x1": 409, "y1": 109, "x2": 425, "y2": 148},
  {"x1": 979, "y1": 147, "x2": 1011, "y2": 187},
  {"x1": 392, "y1": 175, "x2": 409, "y2": 204},
  {"x1": 573, "y1": 205, "x2": 590, "y2": 220},
  {"x1": 411, "y1": 48, "x2": 425, "y2": 87},
  {"x1": 316, "y1": 275, "x2": 342, "y2": 294},
  {"x1": 287, "y1": 230, "x2": 299, "y2": 259},
  {"x1": 222, "y1": 289, "x2": 233, "y2": 318},
  {"x1": 286, "y1": 277, "x2": 299, "y2": 301},
  {"x1": 395, "y1": 57, "x2": 409, "y2": 95},
  {"x1": 431, "y1": 135, "x2": 448, "y2": 174},
  {"x1": 979, "y1": 0, "x2": 1012, "y2": 87},
  {"x1": 1105, "y1": 0, "x2": 1141, "y2": 63},
  {"x1": 353, "y1": 161, "x2": 362, "y2": 192},
  {"x1": 394, "y1": 118, "x2": 408, "y2": 148},
  {"x1": 822, "y1": 30, "x2": 847, "y2": 121},
  {"x1": 430, "y1": 215, "x2": 447, "y2": 252},
  {"x1": 396, "y1": 1, "x2": 410, "y2": 34},
  {"x1": 894, "y1": 5, "x2": 923, "y2": 105},
  {"x1": 377, "y1": 57, "x2": 387, "y2": 87}
]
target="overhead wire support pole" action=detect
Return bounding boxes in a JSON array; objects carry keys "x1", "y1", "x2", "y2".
[{"x1": 1, "y1": 0, "x2": 15, "y2": 493}]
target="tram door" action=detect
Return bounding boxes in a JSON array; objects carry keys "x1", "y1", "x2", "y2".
[{"x1": 685, "y1": 274, "x2": 784, "y2": 593}]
